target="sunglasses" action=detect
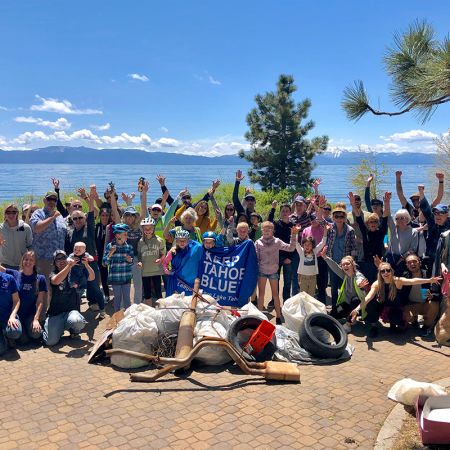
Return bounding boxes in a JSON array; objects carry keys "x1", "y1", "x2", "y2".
[
  {"x1": 333, "y1": 214, "x2": 346, "y2": 219},
  {"x1": 72, "y1": 217, "x2": 84, "y2": 221},
  {"x1": 54, "y1": 256, "x2": 67, "y2": 262},
  {"x1": 226, "y1": 207, "x2": 235, "y2": 211},
  {"x1": 182, "y1": 196, "x2": 191, "y2": 201},
  {"x1": 5, "y1": 210, "x2": 18, "y2": 215},
  {"x1": 72, "y1": 204, "x2": 82, "y2": 209},
  {"x1": 367, "y1": 220, "x2": 379, "y2": 224},
  {"x1": 433, "y1": 211, "x2": 447, "y2": 215},
  {"x1": 395, "y1": 217, "x2": 408, "y2": 221},
  {"x1": 406, "y1": 260, "x2": 419, "y2": 264},
  {"x1": 46, "y1": 198, "x2": 57, "y2": 202},
  {"x1": 323, "y1": 207, "x2": 331, "y2": 212},
  {"x1": 151, "y1": 208, "x2": 162, "y2": 212},
  {"x1": 380, "y1": 268, "x2": 392, "y2": 274}
]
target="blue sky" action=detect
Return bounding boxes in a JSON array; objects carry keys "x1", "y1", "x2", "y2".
[{"x1": 0, "y1": 0, "x2": 448, "y2": 155}]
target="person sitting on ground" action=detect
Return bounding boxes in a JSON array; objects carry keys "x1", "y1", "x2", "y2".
[
  {"x1": 43, "y1": 250, "x2": 94, "y2": 346},
  {"x1": 103, "y1": 224, "x2": 134, "y2": 312},
  {"x1": 349, "y1": 191, "x2": 390, "y2": 283},
  {"x1": 0, "y1": 268, "x2": 21, "y2": 355},
  {"x1": 67, "y1": 242, "x2": 94, "y2": 292},
  {"x1": 319, "y1": 246, "x2": 368, "y2": 333},
  {"x1": 1, "y1": 251, "x2": 45, "y2": 343},
  {"x1": 0, "y1": 203, "x2": 33, "y2": 270},
  {"x1": 137, "y1": 218, "x2": 165, "y2": 306},
  {"x1": 350, "y1": 262, "x2": 440, "y2": 338},
  {"x1": 255, "y1": 221, "x2": 300, "y2": 324},
  {"x1": 400, "y1": 252, "x2": 440, "y2": 337}
]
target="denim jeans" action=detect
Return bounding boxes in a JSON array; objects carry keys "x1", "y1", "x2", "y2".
[
  {"x1": 278, "y1": 260, "x2": 294, "y2": 301},
  {"x1": 0, "y1": 321, "x2": 23, "y2": 355},
  {"x1": 290, "y1": 252, "x2": 300, "y2": 296},
  {"x1": 132, "y1": 262, "x2": 143, "y2": 304},
  {"x1": 112, "y1": 283, "x2": 131, "y2": 311},
  {"x1": 17, "y1": 315, "x2": 43, "y2": 343},
  {"x1": 86, "y1": 261, "x2": 105, "y2": 311},
  {"x1": 43, "y1": 310, "x2": 87, "y2": 346}
]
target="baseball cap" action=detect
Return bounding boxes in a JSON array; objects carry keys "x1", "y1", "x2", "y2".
[
  {"x1": 123, "y1": 206, "x2": 139, "y2": 216},
  {"x1": 294, "y1": 195, "x2": 305, "y2": 203},
  {"x1": 45, "y1": 191, "x2": 58, "y2": 199},
  {"x1": 150, "y1": 203, "x2": 163, "y2": 211},
  {"x1": 432, "y1": 204, "x2": 449, "y2": 214},
  {"x1": 244, "y1": 194, "x2": 256, "y2": 201}
]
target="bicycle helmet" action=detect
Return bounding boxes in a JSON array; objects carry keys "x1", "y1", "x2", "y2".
[
  {"x1": 140, "y1": 217, "x2": 156, "y2": 226},
  {"x1": 202, "y1": 231, "x2": 217, "y2": 240},
  {"x1": 175, "y1": 229, "x2": 190, "y2": 240}
]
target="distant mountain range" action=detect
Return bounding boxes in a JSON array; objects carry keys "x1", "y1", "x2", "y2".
[{"x1": 0, "y1": 146, "x2": 437, "y2": 165}]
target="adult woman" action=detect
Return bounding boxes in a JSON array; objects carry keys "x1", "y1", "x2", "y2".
[
  {"x1": 223, "y1": 203, "x2": 236, "y2": 223},
  {"x1": 0, "y1": 203, "x2": 33, "y2": 270},
  {"x1": 43, "y1": 250, "x2": 94, "y2": 346},
  {"x1": 175, "y1": 200, "x2": 218, "y2": 235},
  {"x1": 386, "y1": 209, "x2": 423, "y2": 275},
  {"x1": 95, "y1": 208, "x2": 111, "y2": 300},
  {"x1": 351, "y1": 262, "x2": 440, "y2": 337},
  {"x1": 320, "y1": 248, "x2": 368, "y2": 333},
  {"x1": 164, "y1": 208, "x2": 202, "y2": 243},
  {"x1": 3, "y1": 251, "x2": 46, "y2": 342}
]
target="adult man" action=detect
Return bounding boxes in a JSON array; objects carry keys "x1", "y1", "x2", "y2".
[
  {"x1": 233, "y1": 170, "x2": 257, "y2": 222},
  {"x1": 65, "y1": 185, "x2": 105, "y2": 318},
  {"x1": 395, "y1": 171, "x2": 444, "y2": 219},
  {"x1": 364, "y1": 174, "x2": 384, "y2": 217},
  {"x1": 418, "y1": 184, "x2": 450, "y2": 275},
  {"x1": 0, "y1": 203, "x2": 33, "y2": 269},
  {"x1": 30, "y1": 191, "x2": 67, "y2": 319},
  {"x1": 0, "y1": 270, "x2": 21, "y2": 355},
  {"x1": 347, "y1": 193, "x2": 371, "y2": 262},
  {"x1": 402, "y1": 253, "x2": 440, "y2": 337}
]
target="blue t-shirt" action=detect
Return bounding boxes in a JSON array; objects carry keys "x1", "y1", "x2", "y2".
[
  {"x1": 0, "y1": 272, "x2": 19, "y2": 325},
  {"x1": 6, "y1": 269, "x2": 47, "y2": 318}
]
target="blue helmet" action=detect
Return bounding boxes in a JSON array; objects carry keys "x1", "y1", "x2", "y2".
[
  {"x1": 202, "y1": 231, "x2": 217, "y2": 241},
  {"x1": 112, "y1": 223, "x2": 130, "y2": 234}
]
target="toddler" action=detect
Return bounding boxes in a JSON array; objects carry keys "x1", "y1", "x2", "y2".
[{"x1": 68, "y1": 242, "x2": 93, "y2": 291}]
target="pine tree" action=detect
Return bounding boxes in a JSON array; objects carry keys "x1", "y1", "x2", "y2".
[{"x1": 239, "y1": 74, "x2": 328, "y2": 193}]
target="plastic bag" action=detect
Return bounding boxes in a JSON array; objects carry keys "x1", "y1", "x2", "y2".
[
  {"x1": 111, "y1": 304, "x2": 159, "y2": 369},
  {"x1": 238, "y1": 302, "x2": 268, "y2": 321},
  {"x1": 388, "y1": 378, "x2": 448, "y2": 406},
  {"x1": 193, "y1": 309, "x2": 233, "y2": 366},
  {"x1": 282, "y1": 292, "x2": 326, "y2": 333}
]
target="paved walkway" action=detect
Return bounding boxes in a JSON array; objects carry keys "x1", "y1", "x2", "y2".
[{"x1": 1, "y1": 301, "x2": 449, "y2": 450}]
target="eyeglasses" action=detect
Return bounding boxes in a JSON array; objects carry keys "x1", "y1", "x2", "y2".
[
  {"x1": 72, "y1": 217, "x2": 84, "y2": 221},
  {"x1": 395, "y1": 217, "x2": 408, "y2": 221},
  {"x1": 333, "y1": 215, "x2": 346, "y2": 219},
  {"x1": 406, "y1": 259, "x2": 419, "y2": 264},
  {"x1": 323, "y1": 207, "x2": 331, "y2": 212},
  {"x1": 72, "y1": 204, "x2": 82, "y2": 209},
  {"x1": 5, "y1": 210, "x2": 18, "y2": 215},
  {"x1": 380, "y1": 268, "x2": 392, "y2": 274}
]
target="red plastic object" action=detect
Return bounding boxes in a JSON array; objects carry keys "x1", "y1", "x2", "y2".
[
  {"x1": 416, "y1": 395, "x2": 450, "y2": 445},
  {"x1": 243, "y1": 320, "x2": 276, "y2": 355}
]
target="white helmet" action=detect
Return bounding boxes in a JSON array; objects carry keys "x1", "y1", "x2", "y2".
[{"x1": 140, "y1": 217, "x2": 156, "y2": 226}]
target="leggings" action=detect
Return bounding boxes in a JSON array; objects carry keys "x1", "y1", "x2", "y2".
[{"x1": 142, "y1": 276, "x2": 163, "y2": 303}]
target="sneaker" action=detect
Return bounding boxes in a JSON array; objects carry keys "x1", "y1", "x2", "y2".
[
  {"x1": 368, "y1": 325, "x2": 378, "y2": 338},
  {"x1": 96, "y1": 311, "x2": 106, "y2": 320},
  {"x1": 343, "y1": 322, "x2": 352, "y2": 333},
  {"x1": 420, "y1": 326, "x2": 434, "y2": 338},
  {"x1": 89, "y1": 303, "x2": 100, "y2": 312},
  {"x1": 70, "y1": 332, "x2": 81, "y2": 339}
]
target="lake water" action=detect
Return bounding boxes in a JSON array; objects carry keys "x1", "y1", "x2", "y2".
[{"x1": 0, "y1": 163, "x2": 438, "y2": 211}]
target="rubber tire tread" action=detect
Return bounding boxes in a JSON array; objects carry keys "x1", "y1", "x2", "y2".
[
  {"x1": 299, "y1": 312, "x2": 348, "y2": 359},
  {"x1": 227, "y1": 315, "x2": 277, "y2": 362}
]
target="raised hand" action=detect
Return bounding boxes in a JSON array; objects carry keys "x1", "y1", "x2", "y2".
[
  {"x1": 51, "y1": 178, "x2": 60, "y2": 189},
  {"x1": 142, "y1": 181, "x2": 149, "y2": 193},
  {"x1": 77, "y1": 187, "x2": 87, "y2": 199},
  {"x1": 235, "y1": 170, "x2": 245, "y2": 182},
  {"x1": 211, "y1": 179, "x2": 221, "y2": 191},
  {"x1": 271, "y1": 200, "x2": 278, "y2": 209},
  {"x1": 367, "y1": 174, "x2": 374, "y2": 184},
  {"x1": 373, "y1": 255, "x2": 382, "y2": 268},
  {"x1": 383, "y1": 191, "x2": 392, "y2": 202},
  {"x1": 395, "y1": 170, "x2": 402, "y2": 178},
  {"x1": 436, "y1": 172, "x2": 444, "y2": 181},
  {"x1": 348, "y1": 191, "x2": 355, "y2": 206},
  {"x1": 156, "y1": 174, "x2": 166, "y2": 186}
]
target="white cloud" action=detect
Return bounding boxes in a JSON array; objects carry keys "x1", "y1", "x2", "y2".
[
  {"x1": 14, "y1": 116, "x2": 71, "y2": 130},
  {"x1": 0, "y1": 106, "x2": 7, "y2": 111},
  {"x1": 128, "y1": 73, "x2": 149, "y2": 82},
  {"x1": 30, "y1": 95, "x2": 102, "y2": 115},
  {"x1": 12, "y1": 131, "x2": 52, "y2": 145},
  {"x1": 382, "y1": 129, "x2": 438, "y2": 143},
  {"x1": 208, "y1": 75, "x2": 222, "y2": 85},
  {"x1": 155, "y1": 138, "x2": 180, "y2": 147},
  {"x1": 91, "y1": 123, "x2": 111, "y2": 131},
  {"x1": 160, "y1": 126, "x2": 169, "y2": 133}
]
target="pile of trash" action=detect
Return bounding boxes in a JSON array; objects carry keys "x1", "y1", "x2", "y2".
[{"x1": 110, "y1": 291, "x2": 354, "y2": 370}]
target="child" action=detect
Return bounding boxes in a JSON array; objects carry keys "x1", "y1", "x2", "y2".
[
  {"x1": 255, "y1": 221, "x2": 300, "y2": 324},
  {"x1": 249, "y1": 212, "x2": 262, "y2": 241},
  {"x1": 296, "y1": 226, "x2": 328, "y2": 297},
  {"x1": 202, "y1": 231, "x2": 224, "y2": 249},
  {"x1": 137, "y1": 218, "x2": 165, "y2": 306},
  {"x1": 67, "y1": 242, "x2": 94, "y2": 293},
  {"x1": 103, "y1": 224, "x2": 134, "y2": 311}
]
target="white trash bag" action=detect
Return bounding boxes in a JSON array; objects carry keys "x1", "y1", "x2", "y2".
[
  {"x1": 111, "y1": 304, "x2": 159, "y2": 369},
  {"x1": 282, "y1": 292, "x2": 326, "y2": 333},
  {"x1": 193, "y1": 309, "x2": 233, "y2": 366},
  {"x1": 238, "y1": 302, "x2": 268, "y2": 321},
  {"x1": 388, "y1": 378, "x2": 448, "y2": 406}
]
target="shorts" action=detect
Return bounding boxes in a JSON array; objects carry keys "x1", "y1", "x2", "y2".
[{"x1": 258, "y1": 272, "x2": 279, "y2": 280}]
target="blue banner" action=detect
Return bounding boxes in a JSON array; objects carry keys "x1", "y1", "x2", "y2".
[{"x1": 198, "y1": 240, "x2": 258, "y2": 307}]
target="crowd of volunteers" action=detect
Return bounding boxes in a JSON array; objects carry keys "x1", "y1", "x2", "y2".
[{"x1": 0, "y1": 169, "x2": 449, "y2": 354}]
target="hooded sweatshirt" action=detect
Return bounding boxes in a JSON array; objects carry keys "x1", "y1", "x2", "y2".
[
  {"x1": 255, "y1": 234, "x2": 296, "y2": 275},
  {"x1": 0, "y1": 219, "x2": 33, "y2": 267}
]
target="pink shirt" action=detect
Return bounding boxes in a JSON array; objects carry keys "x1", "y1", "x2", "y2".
[{"x1": 302, "y1": 224, "x2": 324, "y2": 245}]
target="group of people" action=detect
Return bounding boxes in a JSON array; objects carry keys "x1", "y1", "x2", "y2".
[{"x1": 0, "y1": 169, "x2": 449, "y2": 355}]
